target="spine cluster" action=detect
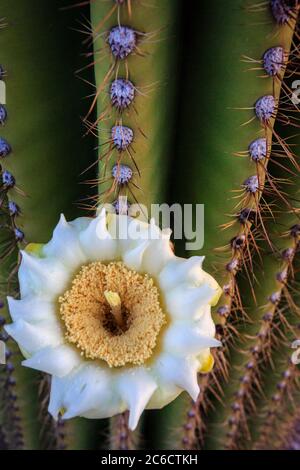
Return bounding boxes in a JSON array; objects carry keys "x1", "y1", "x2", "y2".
[{"x1": 182, "y1": 0, "x2": 300, "y2": 450}]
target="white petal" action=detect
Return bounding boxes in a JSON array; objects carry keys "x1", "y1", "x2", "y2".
[
  {"x1": 57, "y1": 365, "x2": 120, "y2": 420},
  {"x1": 108, "y1": 214, "x2": 162, "y2": 256},
  {"x1": 163, "y1": 323, "x2": 220, "y2": 356},
  {"x1": 69, "y1": 216, "x2": 91, "y2": 232},
  {"x1": 7, "y1": 296, "x2": 56, "y2": 324},
  {"x1": 165, "y1": 283, "x2": 216, "y2": 320},
  {"x1": 43, "y1": 214, "x2": 87, "y2": 270},
  {"x1": 147, "y1": 385, "x2": 181, "y2": 410},
  {"x1": 5, "y1": 318, "x2": 63, "y2": 356},
  {"x1": 79, "y1": 209, "x2": 117, "y2": 262},
  {"x1": 155, "y1": 354, "x2": 200, "y2": 401},
  {"x1": 48, "y1": 376, "x2": 69, "y2": 419},
  {"x1": 159, "y1": 256, "x2": 205, "y2": 290},
  {"x1": 117, "y1": 368, "x2": 157, "y2": 430},
  {"x1": 18, "y1": 251, "x2": 69, "y2": 299},
  {"x1": 141, "y1": 236, "x2": 174, "y2": 277},
  {"x1": 196, "y1": 306, "x2": 216, "y2": 335},
  {"x1": 122, "y1": 241, "x2": 149, "y2": 271},
  {"x1": 22, "y1": 345, "x2": 81, "y2": 377}
]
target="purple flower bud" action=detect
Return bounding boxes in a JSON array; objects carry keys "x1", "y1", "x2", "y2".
[
  {"x1": 2, "y1": 170, "x2": 15, "y2": 188},
  {"x1": 111, "y1": 125, "x2": 134, "y2": 150},
  {"x1": 271, "y1": 0, "x2": 294, "y2": 25},
  {"x1": 113, "y1": 198, "x2": 130, "y2": 215},
  {"x1": 263, "y1": 47, "x2": 284, "y2": 76},
  {"x1": 248, "y1": 138, "x2": 267, "y2": 162},
  {"x1": 269, "y1": 291, "x2": 281, "y2": 304},
  {"x1": 243, "y1": 175, "x2": 259, "y2": 194},
  {"x1": 0, "y1": 65, "x2": 5, "y2": 80},
  {"x1": 8, "y1": 201, "x2": 20, "y2": 216},
  {"x1": 14, "y1": 228, "x2": 25, "y2": 242},
  {"x1": 108, "y1": 26, "x2": 137, "y2": 59},
  {"x1": 0, "y1": 105, "x2": 7, "y2": 125},
  {"x1": 217, "y1": 305, "x2": 230, "y2": 317},
  {"x1": 112, "y1": 164, "x2": 133, "y2": 184},
  {"x1": 255, "y1": 95, "x2": 275, "y2": 122},
  {"x1": 110, "y1": 79, "x2": 135, "y2": 110},
  {"x1": 0, "y1": 138, "x2": 11, "y2": 158},
  {"x1": 237, "y1": 208, "x2": 256, "y2": 225}
]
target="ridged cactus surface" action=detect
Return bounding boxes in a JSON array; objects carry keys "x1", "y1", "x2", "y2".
[{"x1": 0, "y1": 0, "x2": 300, "y2": 451}]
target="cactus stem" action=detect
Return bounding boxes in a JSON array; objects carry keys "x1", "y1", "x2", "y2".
[
  {"x1": 279, "y1": 408, "x2": 300, "y2": 449},
  {"x1": 181, "y1": 326, "x2": 231, "y2": 450},
  {"x1": 181, "y1": 400, "x2": 202, "y2": 450},
  {"x1": 179, "y1": 1, "x2": 300, "y2": 450},
  {"x1": 254, "y1": 360, "x2": 299, "y2": 449},
  {"x1": 38, "y1": 375, "x2": 67, "y2": 450},
  {"x1": 223, "y1": 225, "x2": 300, "y2": 449},
  {"x1": 0, "y1": 318, "x2": 24, "y2": 449},
  {"x1": 109, "y1": 411, "x2": 135, "y2": 450}
]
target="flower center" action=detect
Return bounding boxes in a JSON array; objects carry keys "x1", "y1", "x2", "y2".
[{"x1": 59, "y1": 261, "x2": 166, "y2": 367}]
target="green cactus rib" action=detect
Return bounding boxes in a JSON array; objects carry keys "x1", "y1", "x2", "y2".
[
  {"x1": 89, "y1": 0, "x2": 179, "y2": 211},
  {"x1": 0, "y1": 0, "x2": 99, "y2": 450},
  {"x1": 254, "y1": 360, "x2": 299, "y2": 449},
  {"x1": 250, "y1": 300, "x2": 300, "y2": 450},
  {"x1": 1, "y1": 0, "x2": 300, "y2": 451},
  {"x1": 88, "y1": 0, "x2": 180, "y2": 448},
  {"x1": 224, "y1": 243, "x2": 300, "y2": 449},
  {"x1": 201, "y1": 29, "x2": 300, "y2": 449},
  {"x1": 37, "y1": 374, "x2": 67, "y2": 450},
  {"x1": 275, "y1": 399, "x2": 300, "y2": 450},
  {"x1": 109, "y1": 412, "x2": 136, "y2": 450},
  {"x1": 154, "y1": 0, "x2": 299, "y2": 450},
  {"x1": 203, "y1": 79, "x2": 300, "y2": 451},
  {"x1": 0, "y1": 197, "x2": 26, "y2": 449}
]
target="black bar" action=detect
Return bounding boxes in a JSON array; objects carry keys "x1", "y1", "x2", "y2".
[{"x1": 0, "y1": 450, "x2": 299, "y2": 466}]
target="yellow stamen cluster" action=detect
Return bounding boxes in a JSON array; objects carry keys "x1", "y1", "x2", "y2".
[{"x1": 59, "y1": 261, "x2": 166, "y2": 368}]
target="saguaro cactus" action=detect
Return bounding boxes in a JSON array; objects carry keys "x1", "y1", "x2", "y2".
[{"x1": 1, "y1": 0, "x2": 300, "y2": 451}]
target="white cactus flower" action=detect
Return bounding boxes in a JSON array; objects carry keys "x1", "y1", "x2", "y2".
[{"x1": 5, "y1": 209, "x2": 221, "y2": 430}]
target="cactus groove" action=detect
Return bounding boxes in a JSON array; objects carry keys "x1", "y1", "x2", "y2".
[{"x1": 1, "y1": 0, "x2": 300, "y2": 451}]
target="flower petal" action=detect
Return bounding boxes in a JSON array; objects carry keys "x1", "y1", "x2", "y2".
[
  {"x1": 18, "y1": 251, "x2": 69, "y2": 299},
  {"x1": 22, "y1": 345, "x2": 81, "y2": 377},
  {"x1": 122, "y1": 240, "x2": 149, "y2": 271},
  {"x1": 158, "y1": 256, "x2": 205, "y2": 290},
  {"x1": 117, "y1": 368, "x2": 157, "y2": 430},
  {"x1": 155, "y1": 354, "x2": 200, "y2": 401},
  {"x1": 5, "y1": 318, "x2": 62, "y2": 356},
  {"x1": 147, "y1": 384, "x2": 181, "y2": 410},
  {"x1": 163, "y1": 323, "x2": 220, "y2": 356},
  {"x1": 51, "y1": 364, "x2": 120, "y2": 420},
  {"x1": 7, "y1": 296, "x2": 56, "y2": 324},
  {"x1": 196, "y1": 306, "x2": 217, "y2": 335},
  {"x1": 48, "y1": 376, "x2": 69, "y2": 419},
  {"x1": 79, "y1": 209, "x2": 117, "y2": 262},
  {"x1": 165, "y1": 283, "x2": 217, "y2": 320},
  {"x1": 107, "y1": 214, "x2": 162, "y2": 256},
  {"x1": 141, "y1": 234, "x2": 174, "y2": 276},
  {"x1": 43, "y1": 214, "x2": 87, "y2": 270},
  {"x1": 69, "y1": 217, "x2": 91, "y2": 232}
]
